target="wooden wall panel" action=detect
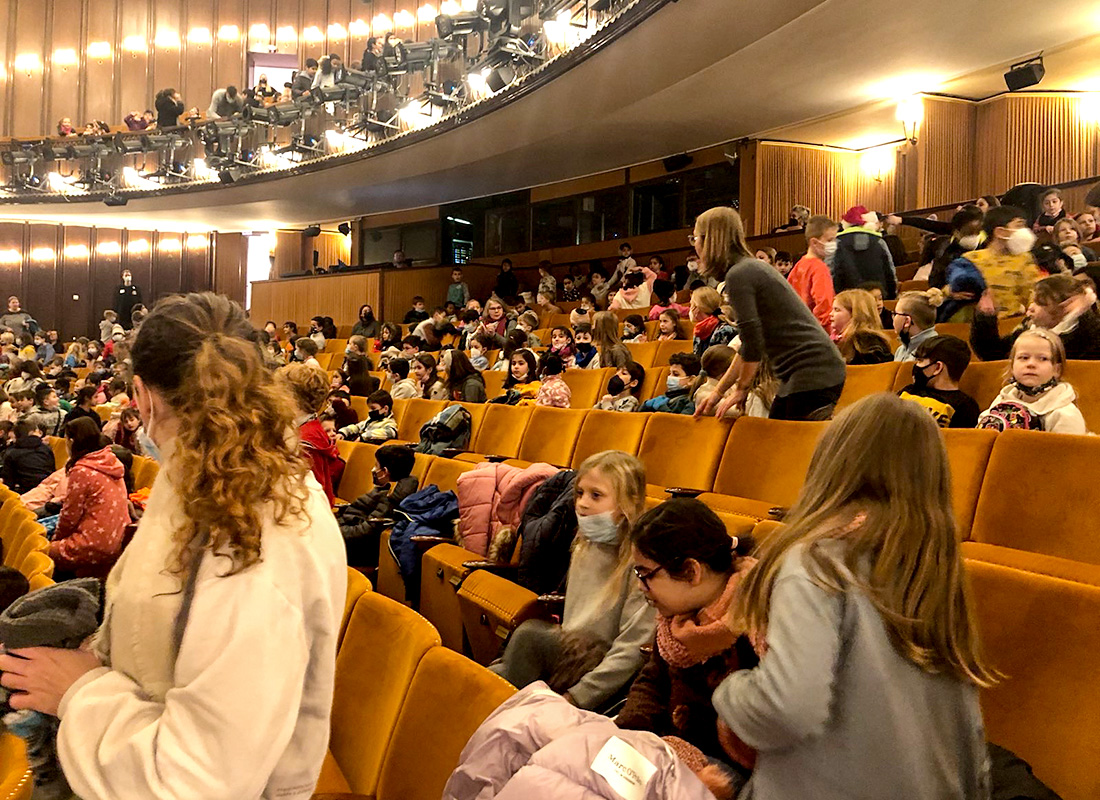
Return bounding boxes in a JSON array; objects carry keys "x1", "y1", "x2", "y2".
[
  {"x1": 10, "y1": 1, "x2": 48, "y2": 137},
  {"x1": 301, "y1": 0, "x2": 327, "y2": 64},
  {"x1": 213, "y1": 232, "x2": 247, "y2": 305},
  {"x1": 84, "y1": 0, "x2": 119, "y2": 124},
  {"x1": 181, "y1": 235, "x2": 212, "y2": 293},
  {"x1": 25, "y1": 225, "x2": 60, "y2": 337},
  {"x1": 0, "y1": 0, "x2": 10, "y2": 132},
  {"x1": 152, "y1": 1, "x2": 184, "y2": 109},
  {"x1": 916, "y1": 97, "x2": 976, "y2": 209},
  {"x1": 215, "y1": 0, "x2": 246, "y2": 92},
  {"x1": 116, "y1": 0, "x2": 151, "y2": 120},
  {"x1": 273, "y1": 230, "x2": 306, "y2": 276},
  {"x1": 383, "y1": 265, "x2": 461, "y2": 320},
  {"x1": 60, "y1": 227, "x2": 93, "y2": 340},
  {"x1": 91, "y1": 227, "x2": 123, "y2": 335},
  {"x1": 250, "y1": 271, "x2": 380, "y2": 329},
  {"x1": 183, "y1": 0, "x2": 216, "y2": 112},
  {"x1": 0, "y1": 223, "x2": 25, "y2": 303},
  {"x1": 47, "y1": 0, "x2": 84, "y2": 135},
  {"x1": 151, "y1": 233, "x2": 184, "y2": 301},
  {"x1": 122, "y1": 229, "x2": 155, "y2": 312}
]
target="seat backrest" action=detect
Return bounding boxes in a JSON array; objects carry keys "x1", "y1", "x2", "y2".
[
  {"x1": 941, "y1": 428, "x2": 997, "y2": 539},
  {"x1": 45, "y1": 436, "x2": 68, "y2": 471},
  {"x1": 336, "y1": 442, "x2": 379, "y2": 503},
  {"x1": 637, "y1": 415, "x2": 732, "y2": 491},
  {"x1": 966, "y1": 554, "x2": 1100, "y2": 800},
  {"x1": 516, "y1": 407, "x2": 587, "y2": 467},
  {"x1": 376, "y1": 647, "x2": 517, "y2": 800},
  {"x1": 958, "y1": 360, "x2": 1008, "y2": 413},
  {"x1": 329, "y1": 591, "x2": 442, "y2": 796},
  {"x1": 639, "y1": 366, "x2": 669, "y2": 402},
  {"x1": 561, "y1": 368, "x2": 613, "y2": 409},
  {"x1": 397, "y1": 399, "x2": 448, "y2": 442},
  {"x1": 17, "y1": 549, "x2": 53, "y2": 581},
  {"x1": 835, "y1": 363, "x2": 901, "y2": 411},
  {"x1": 324, "y1": 338, "x2": 348, "y2": 354},
  {"x1": 422, "y1": 456, "x2": 477, "y2": 494},
  {"x1": 470, "y1": 404, "x2": 534, "y2": 458},
  {"x1": 315, "y1": 352, "x2": 335, "y2": 370},
  {"x1": 654, "y1": 338, "x2": 693, "y2": 365},
  {"x1": 711, "y1": 418, "x2": 827, "y2": 506},
  {"x1": 571, "y1": 409, "x2": 650, "y2": 468},
  {"x1": 482, "y1": 370, "x2": 507, "y2": 400},
  {"x1": 131, "y1": 455, "x2": 159, "y2": 491},
  {"x1": 390, "y1": 397, "x2": 411, "y2": 428},
  {"x1": 971, "y1": 431, "x2": 1100, "y2": 563},
  {"x1": 1062, "y1": 360, "x2": 1100, "y2": 432},
  {"x1": 349, "y1": 395, "x2": 370, "y2": 421},
  {"x1": 624, "y1": 341, "x2": 660, "y2": 368},
  {"x1": 452, "y1": 401, "x2": 490, "y2": 447},
  {"x1": 340, "y1": 567, "x2": 373, "y2": 648}
]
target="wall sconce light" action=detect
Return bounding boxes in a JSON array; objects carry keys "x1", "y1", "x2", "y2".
[
  {"x1": 159, "y1": 238, "x2": 182, "y2": 252},
  {"x1": 303, "y1": 26, "x2": 324, "y2": 44},
  {"x1": 276, "y1": 26, "x2": 297, "y2": 46},
  {"x1": 418, "y1": 4, "x2": 438, "y2": 22},
  {"x1": 87, "y1": 41, "x2": 112, "y2": 61},
  {"x1": 896, "y1": 95, "x2": 923, "y2": 145},
  {"x1": 394, "y1": 10, "x2": 416, "y2": 28},
  {"x1": 218, "y1": 25, "x2": 241, "y2": 42},
  {"x1": 30, "y1": 247, "x2": 55, "y2": 262},
  {"x1": 53, "y1": 48, "x2": 78, "y2": 70},
  {"x1": 154, "y1": 29, "x2": 181, "y2": 49},
  {"x1": 372, "y1": 13, "x2": 393, "y2": 33},
  {"x1": 188, "y1": 27, "x2": 212, "y2": 46},
  {"x1": 127, "y1": 239, "x2": 150, "y2": 254},
  {"x1": 440, "y1": 1, "x2": 460, "y2": 15},
  {"x1": 327, "y1": 23, "x2": 347, "y2": 40},
  {"x1": 13, "y1": 53, "x2": 42, "y2": 75},
  {"x1": 349, "y1": 19, "x2": 369, "y2": 36},
  {"x1": 186, "y1": 234, "x2": 208, "y2": 249},
  {"x1": 1078, "y1": 92, "x2": 1100, "y2": 125},
  {"x1": 0, "y1": 250, "x2": 21, "y2": 266},
  {"x1": 461, "y1": 0, "x2": 478, "y2": 10},
  {"x1": 248, "y1": 23, "x2": 271, "y2": 45},
  {"x1": 97, "y1": 241, "x2": 121, "y2": 256},
  {"x1": 122, "y1": 35, "x2": 147, "y2": 55},
  {"x1": 860, "y1": 146, "x2": 895, "y2": 183},
  {"x1": 63, "y1": 244, "x2": 90, "y2": 258}
]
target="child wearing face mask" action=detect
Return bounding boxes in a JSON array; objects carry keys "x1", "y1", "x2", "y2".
[
  {"x1": 896, "y1": 336, "x2": 979, "y2": 428},
  {"x1": 336, "y1": 444, "x2": 419, "y2": 567},
  {"x1": 594, "y1": 362, "x2": 645, "y2": 412},
  {"x1": 618, "y1": 499, "x2": 759, "y2": 799},
  {"x1": 488, "y1": 451, "x2": 654, "y2": 710},
  {"x1": 977, "y1": 329, "x2": 1086, "y2": 433},
  {"x1": 548, "y1": 326, "x2": 576, "y2": 368},
  {"x1": 621, "y1": 314, "x2": 648, "y2": 343},
  {"x1": 468, "y1": 336, "x2": 490, "y2": 371},
  {"x1": 572, "y1": 323, "x2": 597, "y2": 369},
  {"x1": 891, "y1": 290, "x2": 942, "y2": 361},
  {"x1": 337, "y1": 390, "x2": 397, "y2": 442},
  {"x1": 639, "y1": 352, "x2": 699, "y2": 414},
  {"x1": 788, "y1": 215, "x2": 838, "y2": 333},
  {"x1": 943, "y1": 205, "x2": 1041, "y2": 322}
]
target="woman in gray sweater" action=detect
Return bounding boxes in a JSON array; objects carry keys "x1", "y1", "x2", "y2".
[
  {"x1": 692, "y1": 207, "x2": 846, "y2": 421},
  {"x1": 715, "y1": 394, "x2": 994, "y2": 799}
]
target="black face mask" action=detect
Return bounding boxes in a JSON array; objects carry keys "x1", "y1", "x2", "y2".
[
  {"x1": 1012, "y1": 376, "x2": 1059, "y2": 397},
  {"x1": 607, "y1": 376, "x2": 626, "y2": 395},
  {"x1": 911, "y1": 362, "x2": 936, "y2": 390},
  {"x1": 368, "y1": 409, "x2": 385, "y2": 422},
  {"x1": 576, "y1": 342, "x2": 593, "y2": 353}
]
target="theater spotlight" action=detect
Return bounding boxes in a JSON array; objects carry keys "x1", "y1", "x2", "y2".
[
  {"x1": 141, "y1": 132, "x2": 187, "y2": 151},
  {"x1": 342, "y1": 69, "x2": 373, "y2": 90},
  {"x1": 1, "y1": 149, "x2": 37, "y2": 166},
  {"x1": 37, "y1": 142, "x2": 72, "y2": 161},
  {"x1": 315, "y1": 85, "x2": 361, "y2": 104},
  {"x1": 435, "y1": 10, "x2": 487, "y2": 39},
  {"x1": 247, "y1": 104, "x2": 274, "y2": 123},
  {"x1": 271, "y1": 101, "x2": 304, "y2": 125},
  {"x1": 113, "y1": 133, "x2": 145, "y2": 155},
  {"x1": 485, "y1": 62, "x2": 517, "y2": 92},
  {"x1": 337, "y1": 222, "x2": 351, "y2": 235},
  {"x1": 68, "y1": 142, "x2": 109, "y2": 160},
  {"x1": 402, "y1": 41, "x2": 435, "y2": 71},
  {"x1": 218, "y1": 167, "x2": 239, "y2": 184},
  {"x1": 103, "y1": 194, "x2": 128, "y2": 207}
]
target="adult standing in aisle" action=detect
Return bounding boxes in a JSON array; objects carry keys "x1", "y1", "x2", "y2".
[
  {"x1": 693, "y1": 207, "x2": 846, "y2": 421},
  {"x1": 115, "y1": 270, "x2": 143, "y2": 329}
]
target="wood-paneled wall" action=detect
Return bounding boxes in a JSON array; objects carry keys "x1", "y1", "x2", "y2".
[
  {"x1": 751, "y1": 141, "x2": 897, "y2": 235},
  {"x1": 0, "y1": 0, "x2": 429, "y2": 138},
  {"x1": 915, "y1": 97, "x2": 975, "y2": 209},
  {"x1": 251, "y1": 270, "x2": 381, "y2": 330},
  {"x1": 0, "y1": 221, "x2": 241, "y2": 340}
]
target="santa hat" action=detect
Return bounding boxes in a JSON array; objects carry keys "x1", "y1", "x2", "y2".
[{"x1": 842, "y1": 205, "x2": 878, "y2": 227}]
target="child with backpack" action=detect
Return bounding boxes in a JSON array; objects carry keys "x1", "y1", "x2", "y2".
[
  {"x1": 594, "y1": 362, "x2": 645, "y2": 412},
  {"x1": 977, "y1": 328, "x2": 1087, "y2": 433},
  {"x1": 489, "y1": 451, "x2": 654, "y2": 710},
  {"x1": 715, "y1": 394, "x2": 994, "y2": 798},
  {"x1": 336, "y1": 444, "x2": 419, "y2": 567}
]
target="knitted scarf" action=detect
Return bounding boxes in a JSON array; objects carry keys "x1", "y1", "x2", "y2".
[
  {"x1": 655, "y1": 571, "x2": 741, "y2": 669},
  {"x1": 692, "y1": 314, "x2": 721, "y2": 344}
]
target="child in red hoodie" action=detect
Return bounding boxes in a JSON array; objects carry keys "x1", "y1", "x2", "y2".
[
  {"x1": 280, "y1": 363, "x2": 345, "y2": 505},
  {"x1": 787, "y1": 215, "x2": 838, "y2": 335}
]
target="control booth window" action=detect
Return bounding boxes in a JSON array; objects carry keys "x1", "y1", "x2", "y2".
[
  {"x1": 577, "y1": 188, "x2": 628, "y2": 245},
  {"x1": 531, "y1": 197, "x2": 579, "y2": 249},
  {"x1": 632, "y1": 176, "x2": 683, "y2": 236}
]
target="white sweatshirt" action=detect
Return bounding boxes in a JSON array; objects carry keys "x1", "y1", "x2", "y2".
[
  {"x1": 980, "y1": 381, "x2": 1087, "y2": 435},
  {"x1": 56, "y1": 462, "x2": 347, "y2": 800}
]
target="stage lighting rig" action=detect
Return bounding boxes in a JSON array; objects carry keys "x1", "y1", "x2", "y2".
[
  {"x1": 113, "y1": 133, "x2": 144, "y2": 155},
  {"x1": 37, "y1": 142, "x2": 72, "y2": 162},
  {"x1": 436, "y1": 10, "x2": 489, "y2": 40}
]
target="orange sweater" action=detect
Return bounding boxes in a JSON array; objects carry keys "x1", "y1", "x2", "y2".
[{"x1": 788, "y1": 255, "x2": 834, "y2": 334}]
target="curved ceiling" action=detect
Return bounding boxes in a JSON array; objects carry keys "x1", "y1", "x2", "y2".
[{"x1": 1, "y1": 0, "x2": 1096, "y2": 231}]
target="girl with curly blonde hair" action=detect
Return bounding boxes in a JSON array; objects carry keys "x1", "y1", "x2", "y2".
[{"x1": 0, "y1": 292, "x2": 347, "y2": 799}]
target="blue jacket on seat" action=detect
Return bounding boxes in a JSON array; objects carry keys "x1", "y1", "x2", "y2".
[{"x1": 389, "y1": 485, "x2": 460, "y2": 578}]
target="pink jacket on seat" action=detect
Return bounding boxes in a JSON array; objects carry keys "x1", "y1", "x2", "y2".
[
  {"x1": 456, "y1": 462, "x2": 558, "y2": 557},
  {"x1": 444, "y1": 683, "x2": 715, "y2": 800}
]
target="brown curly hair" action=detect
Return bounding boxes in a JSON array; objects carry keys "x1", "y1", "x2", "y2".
[
  {"x1": 279, "y1": 362, "x2": 331, "y2": 415},
  {"x1": 131, "y1": 292, "x2": 310, "y2": 579}
]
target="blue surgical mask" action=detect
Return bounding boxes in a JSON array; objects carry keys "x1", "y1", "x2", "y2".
[
  {"x1": 577, "y1": 510, "x2": 621, "y2": 545},
  {"x1": 138, "y1": 429, "x2": 162, "y2": 464}
]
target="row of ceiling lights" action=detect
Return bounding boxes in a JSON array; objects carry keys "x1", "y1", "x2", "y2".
[
  {"x1": 9, "y1": 4, "x2": 482, "y2": 73},
  {"x1": 0, "y1": 236, "x2": 210, "y2": 264}
]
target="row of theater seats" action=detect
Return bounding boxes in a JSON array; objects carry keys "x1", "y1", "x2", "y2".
[{"x1": 331, "y1": 402, "x2": 1100, "y2": 799}]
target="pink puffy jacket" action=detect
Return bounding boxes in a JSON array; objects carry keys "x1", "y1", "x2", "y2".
[{"x1": 456, "y1": 461, "x2": 558, "y2": 557}]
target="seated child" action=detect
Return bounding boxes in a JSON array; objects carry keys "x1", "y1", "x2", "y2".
[
  {"x1": 896, "y1": 335, "x2": 980, "y2": 428},
  {"x1": 279, "y1": 362, "x2": 345, "y2": 504},
  {"x1": 387, "y1": 359, "x2": 420, "y2": 400},
  {"x1": 774, "y1": 251, "x2": 793, "y2": 277},
  {"x1": 647, "y1": 279, "x2": 689, "y2": 320},
  {"x1": 468, "y1": 336, "x2": 490, "y2": 371},
  {"x1": 656, "y1": 308, "x2": 687, "y2": 341},
  {"x1": 572, "y1": 323, "x2": 597, "y2": 369},
  {"x1": 338, "y1": 390, "x2": 398, "y2": 442},
  {"x1": 859, "y1": 282, "x2": 893, "y2": 329},
  {"x1": 692, "y1": 345, "x2": 735, "y2": 413},
  {"x1": 537, "y1": 292, "x2": 564, "y2": 316},
  {"x1": 560, "y1": 275, "x2": 580, "y2": 302},
  {"x1": 535, "y1": 353, "x2": 572, "y2": 408},
  {"x1": 497, "y1": 349, "x2": 541, "y2": 405},
  {"x1": 640, "y1": 352, "x2": 700, "y2": 415},
  {"x1": 403, "y1": 295, "x2": 430, "y2": 325},
  {"x1": 294, "y1": 336, "x2": 321, "y2": 367},
  {"x1": 594, "y1": 362, "x2": 645, "y2": 413},
  {"x1": 617, "y1": 498, "x2": 758, "y2": 797},
  {"x1": 609, "y1": 270, "x2": 652, "y2": 311},
  {"x1": 977, "y1": 328, "x2": 1086, "y2": 433},
  {"x1": 548, "y1": 326, "x2": 576, "y2": 368},
  {"x1": 515, "y1": 311, "x2": 543, "y2": 347},
  {"x1": 489, "y1": 451, "x2": 653, "y2": 710},
  {"x1": 336, "y1": 444, "x2": 419, "y2": 567},
  {"x1": 1, "y1": 419, "x2": 54, "y2": 494},
  {"x1": 621, "y1": 314, "x2": 648, "y2": 343}
]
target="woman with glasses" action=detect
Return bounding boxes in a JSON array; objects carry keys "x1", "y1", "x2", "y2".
[{"x1": 618, "y1": 497, "x2": 759, "y2": 799}]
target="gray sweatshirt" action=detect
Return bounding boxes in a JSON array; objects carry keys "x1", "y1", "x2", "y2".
[
  {"x1": 562, "y1": 539, "x2": 655, "y2": 709},
  {"x1": 713, "y1": 544, "x2": 990, "y2": 800},
  {"x1": 722, "y1": 258, "x2": 846, "y2": 397}
]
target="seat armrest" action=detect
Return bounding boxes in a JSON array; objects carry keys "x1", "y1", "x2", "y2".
[
  {"x1": 462, "y1": 560, "x2": 520, "y2": 576},
  {"x1": 665, "y1": 486, "x2": 702, "y2": 498},
  {"x1": 484, "y1": 454, "x2": 509, "y2": 463}
]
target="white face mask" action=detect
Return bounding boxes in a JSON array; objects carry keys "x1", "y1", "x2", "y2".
[
  {"x1": 1006, "y1": 227, "x2": 1037, "y2": 256},
  {"x1": 577, "y1": 510, "x2": 621, "y2": 545},
  {"x1": 957, "y1": 234, "x2": 981, "y2": 251},
  {"x1": 1072, "y1": 253, "x2": 1088, "y2": 270},
  {"x1": 821, "y1": 240, "x2": 838, "y2": 259}
]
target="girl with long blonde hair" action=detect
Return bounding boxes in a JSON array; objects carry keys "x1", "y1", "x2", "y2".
[
  {"x1": 489, "y1": 450, "x2": 653, "y2": 710},
  {"x1": 831, "y1": 289, "x2": 893, "y2": 364},
  {"x1": 714, "y1": 393, "x2": 995, "y2": 799},
  {"x1": 588, "y1": 310, "x2": 631, "y2": 370},
  {"x1": 0, "y1": 293, "x2": 347, "y2": 798},
  {"x1": 691, "y1": 206, "x2": 846, "y2": 421}
]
